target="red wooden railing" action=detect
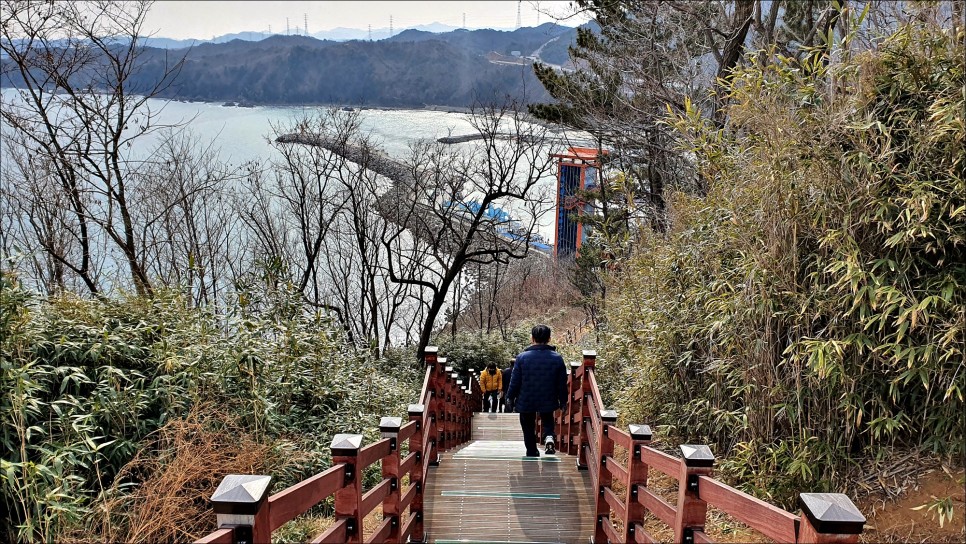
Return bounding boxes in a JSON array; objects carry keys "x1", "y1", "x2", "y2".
[
  {"x1": 550, "y1": 350, "x2": 866, "y2": 544},
  {"x1": 196, "y1": 347, "x2": 865, "y2": 544},
  {"x1": 195, "y1": 347, "x2": 481, "y2": 544}
]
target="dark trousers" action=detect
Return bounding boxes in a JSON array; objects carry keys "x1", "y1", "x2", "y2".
[
  {"x1": 520, "y1": 411, "x2": 555, "y2": 456},
  {"x1": 501, "y1": 393, "x2": 514, "y2": 413},
  {"x1": 484, "y1": 391, "x2": 499, "y2": 413}
]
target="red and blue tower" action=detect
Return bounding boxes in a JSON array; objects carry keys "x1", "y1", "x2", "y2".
[{"x1": 552, "y1": 146, "x2": 603, "y2": 259}]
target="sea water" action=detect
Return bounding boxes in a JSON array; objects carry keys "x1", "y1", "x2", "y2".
[{"x1": 1, "y1": 89, "x2": 571, "y2": 255}]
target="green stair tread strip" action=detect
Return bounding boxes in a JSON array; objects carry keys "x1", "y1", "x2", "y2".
[
  {"x1": 451, "y1": 455, "x2": 561, "y2": 462},
  {"x1": 439, "y1": 490, "x2": 560, "y2": 499},
  {"x1": 434, "y1": 541, "x2": 565, "y2": 544}
]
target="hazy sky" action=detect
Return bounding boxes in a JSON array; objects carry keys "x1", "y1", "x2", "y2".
[{"x1": 143, "y1": 1, "x2": 588, "y2": 40}]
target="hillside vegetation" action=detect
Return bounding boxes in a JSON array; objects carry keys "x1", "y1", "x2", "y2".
[
  {"x1": 598, "y1": 21, "x2": 964, "y2": 507},
  {"x1": 0, "y1": 277, "x2": 422, "y2": 541},
  {"x1": 138, "y1": 37, "x2": 553, "y2": 107}
]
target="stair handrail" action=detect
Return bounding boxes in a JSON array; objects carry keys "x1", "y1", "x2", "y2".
[
  {"x1": 555, "y1": 350, "x2": 867, "y2": 544},
  {"x1": 194, "y1": 346, "x2": 479, "y2": 544}
]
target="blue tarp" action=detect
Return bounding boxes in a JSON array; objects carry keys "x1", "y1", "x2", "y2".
[{"x1": 442, "y1": 200, "x2": 550, "y2": 252}]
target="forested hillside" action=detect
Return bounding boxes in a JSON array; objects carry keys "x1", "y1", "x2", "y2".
[
  {"x1": 140, "y1": 37, "x2": 553, "y2": 106},
  {"x1": 1, "y1": 26, "x2": 571, "y2": 107},
  {"x1": 386, "y1": 22, "x2": 572, "y2": 56}
]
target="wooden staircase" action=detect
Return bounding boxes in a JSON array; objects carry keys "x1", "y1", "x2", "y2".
[
  {"x1": 195, "y1": 348, "x2": 867, "y2": 544},
  {"x1": 425, "y1": 412, "x2": 595, "y2": 543}
]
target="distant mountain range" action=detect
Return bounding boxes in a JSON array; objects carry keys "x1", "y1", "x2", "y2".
[
  {"x1": 3, "y1": 23, "x2": 587, "y2": 109},
  {"x1": 143, "y1": 22, "x2": 477, "y2": 47}
]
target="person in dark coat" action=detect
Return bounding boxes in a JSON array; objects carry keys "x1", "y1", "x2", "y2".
[
  {"x1": 506, "y1": 324, "x2": 568, "y2": 456},
  {"x1": 500, "y1": 358, "x2": 515, "y2": 413}
]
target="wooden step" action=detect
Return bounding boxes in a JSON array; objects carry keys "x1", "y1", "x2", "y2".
[{"x1": 424, "y1": 412, "x2": 595, "y2": 543}]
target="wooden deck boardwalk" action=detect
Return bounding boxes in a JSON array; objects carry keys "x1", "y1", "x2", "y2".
[{"x1": 424, "y1": 412, "x2": 596, "y2": 543}]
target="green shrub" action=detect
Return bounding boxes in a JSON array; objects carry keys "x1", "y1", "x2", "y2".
[
  {"x1": 0, "y1": 273, "x2": 422, "y2": 542},
  {"x1": 433, "y1": 328, "x2": 531, "y2": 375},
  {"x1": 603, "y1": 21, "x2": 964, "y2": 507}
]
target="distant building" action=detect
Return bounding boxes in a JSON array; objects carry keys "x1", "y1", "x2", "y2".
[
  {"x1": 552, "y1": 147, "x2": 605, "y2": 259},
  {"x1": 510, "y1": 50, "x2": 521, "y2": 57}
]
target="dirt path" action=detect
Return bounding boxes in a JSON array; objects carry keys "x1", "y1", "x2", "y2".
[{"x1": 858, "y1": 465, "x2": 965, "y2": 543}]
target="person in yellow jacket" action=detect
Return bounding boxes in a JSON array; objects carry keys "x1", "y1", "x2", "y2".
[{"x1": 479, "y1": 362, "x2": 502, "y2": 413}]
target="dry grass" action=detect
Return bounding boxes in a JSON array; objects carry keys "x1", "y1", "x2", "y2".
[
  {"x1": 60, "y1": 405, "x2": 309, "y2": 543},
  {"x1": 453, "y1": 255, "x2": 582, "y2": 334}
]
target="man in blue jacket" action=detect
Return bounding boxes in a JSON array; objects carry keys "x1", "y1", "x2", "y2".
[
  {"x1": 506, "y1": 324, "x2": 568, "y2": 456},
  {"x1": 500, "y1": 358, "x2": 514, "y2": 413}
]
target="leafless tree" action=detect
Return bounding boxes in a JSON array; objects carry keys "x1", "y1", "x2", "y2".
[
  {"x1": 0, "y1": 144, "x2": 109, "y2": 294},
  {"x1": 270, "y1": 103, "x2": 559, "y2": 354},
  {"x1": 237, "y1": 112, "x2": 422, "y2": 353},
  {"x1": 0, "y1": 0, "x2": 185, "y2": 296},
  {"x1": 379, "y1": 102, "x2": 559, "y2": 353},
  {"x1": 136, "y1": 130, "x2": 242, "y2": 307}
]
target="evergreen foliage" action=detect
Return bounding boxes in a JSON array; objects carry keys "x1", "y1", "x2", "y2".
[
  {"x1": 434, "y1": 328, "x2": 532, "y2": 374},
  {"x1": 602, "y1": 20, "x2": 964, "y2": 506}
]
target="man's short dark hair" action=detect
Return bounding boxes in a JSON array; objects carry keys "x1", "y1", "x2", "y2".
[
  {"x1": 487, "y1": 362, "x2": 497, "y2": 370},
  {"x1": 531, "y1": 324, "x2": 551, "y2": 344}
]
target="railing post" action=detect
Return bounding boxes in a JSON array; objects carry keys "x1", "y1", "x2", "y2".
[
  {"x1": 425, "y1": 348, "x2": 441, "y2": 466},
  {"x1": 209, "y1": 474, "x2": 273, "y2": 544},
  {"x1": 407, "y1": 404, "x2": 427, "y2": 543},
  {"x1": 446, "y1": 367, "x2": 457, "y2": 448},
  {"x1": 437, "y1": 358, "x2": 450, "y2": 452},
  {"x1": 593, "y1": 409, "x2": 617, "y2": 543},
  {"x1": 798, "y1": 493, "x2": 866, "y2": 543},
  {"x1": 331, "y1": 434, "x2": 365, "y2": 543},
  {"x1": 463, "y1": 383, "x2": 473, "y2": 441},
  {"x1": 455, "y1": 378, "x2": 465, "y2": 443},
  {"x1": 624, "y1": 425, "x2": 652, "y2": 543},
  {"x1": 380, "y1": 417, "x2": 403, "y2": 543},
  {"x1": 674, "y1": 445, "x2": 714, "y2": 544},
  {"x1": 563, "y1": 361, "x2": 580, "y2": 455},
  {"x1": 423, "y1": 346, "x2": 438, "y2": 366},
  {"x1": 576, "y1": 350, "x2": 596, "y2": 470},
  {"x1": 468, "y1": 367, "x2": 479, "y2": 411},
  {"x1": 469, "y1": 369, "x2": 482, "y2": 410}
]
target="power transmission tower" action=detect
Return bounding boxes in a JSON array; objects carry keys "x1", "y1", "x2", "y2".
[
  {"x1": 390, "y1": 15, "x2": 393, "y2": 37},
  {"x1": 268, "y1": 24, "x2": 272, "y2": 35},
  {"x1": 368, "y1": 24, "x2": 372, "y2": 41},
  {"x1": 286, "y1": 17, "x2": 290, "y2": 35},
  {"x1": 304, "y1": 13, "x2": 308, "y2": 35},
  {"x1": 463, "y1": 13, "x2": 466, "y2": 29},
  {"x1": 516, "y1": 1, "x2": 522, "y2": 29}
]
